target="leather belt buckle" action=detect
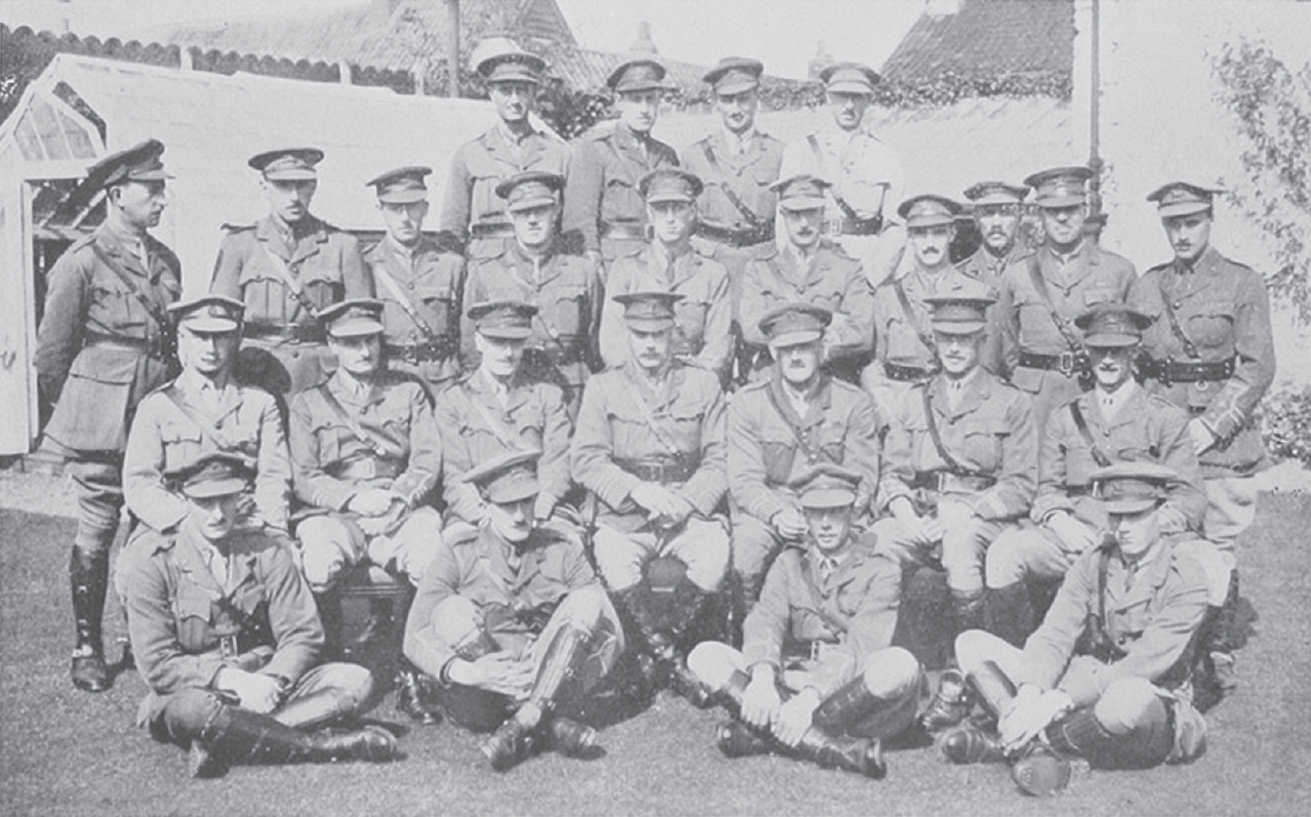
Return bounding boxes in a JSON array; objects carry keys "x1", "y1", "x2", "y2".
[
  {"x1": 809, "y1": 640, "x2": 822, "y2": 662},
  {"x1": 219, "y1": 634, "x2": 239, "y2": 660},
  {"x1": 1058, "y1": 351, "x2": 1078, "y2": 377},
  {"x1": 824, "y1": 216, "x2": 844, "y2": 236}
]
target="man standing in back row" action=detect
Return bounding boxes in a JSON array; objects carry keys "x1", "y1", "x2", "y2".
[
  {"x1": 210, "y1": 147, "x2": 371, "y2": 398},
  {"x1": 36, "y1": 139, "x2": 182, "y2": 692}
]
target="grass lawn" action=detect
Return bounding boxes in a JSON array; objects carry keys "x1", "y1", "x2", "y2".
[{"x1": 2, "y1": 479, "x2": 1308, "y2": 817}]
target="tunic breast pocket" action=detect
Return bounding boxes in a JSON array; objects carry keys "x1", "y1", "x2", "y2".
[
  {"x1": 1081, "y1": 287, "x2": 1116, "y2": 308},
  {"x1": 547, "y1": 288, "x2": 587, "y2": 336},
  {"x1": 173, "y1": 585, "x2": 214, "y2": 652},
  {"x1": 88, "y1": 283, "x2": 141, "y2": 329},
  {"x1": 159, "y1": 423, "x2": 203, "y2": 465},
  {"x1": 415, "y1": 282, "x2": 456, "y2": 336},
  {"x1": 674, "y1": 300, "x2": 709, "y2": 346},
  {"x1": 960, "y1": 421, "x2": 1006, "y2": 470},
  {"x1": 313, "y1": 422, "x2": 346, "y2": 465},
  {"x1": 603, "y1": 176, "x2": 641, "y2": 218},
  {"x1": 759, "y1": 433, "x2": 798, "y2": 483},
  {"x1": 666, "y1": 403, "x2": 707, "y2": 451},
  {"x1": 1184, "y1": 300, "x2": 1235, "y2": 349}
]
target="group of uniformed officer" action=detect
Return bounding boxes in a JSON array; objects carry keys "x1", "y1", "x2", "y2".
[{"x1": 32, "y1": 38, "x2": 1275, "y2": 794}]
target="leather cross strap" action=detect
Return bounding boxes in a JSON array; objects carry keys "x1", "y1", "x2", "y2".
[
  {"x1": 763, "y1": 380, "x2": 832, "y2": 466},
  {"x1": 1068, "y1": 400, "x2": 1112, "y2": 467},
  {"x1": 892, "y1": 275, "x2": 937, "y2": 355},
  {"x1": 88, "y1": 241, "x2": 172, "y2": 338},
  {"x1": 699, "y1": 142, "x2": 765, "y2": 228},
  {"x1": 805, "y1": 134, "x2": 887, "y2": 231},
  {"x1": 920, "y1": 387, "x2": 989, "y2": 478},
  {"x1": 467, "y1": 391, "x2": 526, "y2": 453},
  {"x1": 161, "y1": 387, "x2": 244, "y2": 454},
  {"x1": 1025, "y1": 254, "x2": 1085, "y2": 353},
  {"x1": 260, "y1": 246, "x2": 322, "y2": 320},
  {"x1": 370, "y1": 261, "x2": 451, "y2": 347},
  {"x1": 315, "y1": 384, "x2": 406, "y2": 459},
  {"x1": 1157, "y1": 270, "x2": 1201, "y2": 359}
]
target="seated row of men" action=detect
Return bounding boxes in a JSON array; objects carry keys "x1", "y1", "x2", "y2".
[{"x1": 112, "y1": 281, "x2": 1220, "y2": 792}]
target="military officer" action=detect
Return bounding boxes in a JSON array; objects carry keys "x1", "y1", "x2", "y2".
[
  {"x1": 682, "y1": 57, "x2": 784, "y2": 285},
  {"x1": 598, "y1": 168, "x2": 733, "y2": 382},
  {"x1": 288, "y1": 299, "x2": 443, "y2": 593},
  {"x1": 980, "y1": 304, "x2": 1206, "y2": 647},
  {"x1": 123, "y1": 295, "x2": 291, "y2": 536},
  {"x1": 872, "y1": 278, "x2": 1037, "y2": 642},
  {"x1": 34, "y1": 139, "x2": 182, "y2": 691},
  {"x1": 288, "y1": 299, "x2": 443, "y2": 723},
  {"x1": 778, "y1": 62, "x2": 905, "y2": 287},
  {"x1": 737, "y1": 174, "x2": 876, "y2": 383},
  {"x1": 437, "y1": 39, "x2": 571, "y2": 260},
  {"x1": 435, "y1": 300, "x2": 573, "y2": 533},
  {"x1": 727, "y1": 303, "x2": 882, "y2": 605},
  {"x1": 403, "y1": 450, "x2": 624, "y2": 771},
  {"x1": 935, "y1": 463, "x2": 1209, "y2": 797},
  {"x1": 118, "y1": 452, "x2": 396, "y2": 778},
  {"x1": 562, "y1": 58, "x2": 680, "y2": 275},
  {"x1": 688, "y1": 465, "x2": 919, "y2": 779},
  {"x1": 571, "y1": 291, "x2": 730, "y2": 694},
  {"x1": 461, "y1": 171, "x2": 599, "y2": 417},
  {"x1": 862, "y1": 194, "x2": 978, "y2": 415},
  {"x1": 1129, "y1": 181, "x2": 1276, "y2": 687},
  {"x1": 363, "y1": 165, "x2": 465, "y2": 397},
  {"x1": 994, "y1": 166, "x2": 1136, "y2": 431},
  {"x1": 957, "y1": 180, "x2": 1031, "y2": 291},
  {"x1": 210, "y1": 147, "x2": 371, "y2": 398}
]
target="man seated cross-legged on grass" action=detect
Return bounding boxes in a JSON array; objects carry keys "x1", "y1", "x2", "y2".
[{"x1": 118, "y1": 452, "x2": 397, "y2": 778}]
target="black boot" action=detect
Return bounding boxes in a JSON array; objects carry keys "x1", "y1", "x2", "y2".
[
  {"x1": 1205, "y1": 571, "x2": 1240, "y2": 692},
  {"x1": 812, "y1": 671, "x2": 905, "y2": 735},
  {"x1": 1009, "y1": 741, "x2": 1074, "y2": 797},
  {"x1": 985, "y1": 582, "x2": 1034, "y2": 648},
  {"x1": 350, "y1": 597, "x2": 394, "y2": 659},
  {"x1": 894, "y1": 565, "x2": 953, "y2": 670},
  {"x1": 544, "y1": 716, "x2": 599, "y2": 758},
  {"x1": 70, "y1": 547, "x2": 111, "y2": 692},
  {"x1": 663, "y1": 581, "x2": 715, "y2": 707},
  {"x1": 702, "y1": 665, "x2": 886, "y2": 778},
  {"x1": 396, "y1": 664, "x2": 442, "y2": 725},
  {"x1": 716, "y1": 719, "x2": 772, "y2": 757},
  {"x1": 274, "y1": 688, "x2": 365, "y2": 731},
  {"x1": 938, "y1": 719, "x2": 1006, "y2": 764},
  {"x1": 919, "y1": 668, "x2": 975, "y2": 732},
  {"x1": 190, "y1": 701, "x2": 397, "y2": 777},
  {"x1": 313, "y1": 590, "x2": 345, "y2": 661},
  {"x1": 482, "y1": 623, "x2": 593, "y2": 771}
]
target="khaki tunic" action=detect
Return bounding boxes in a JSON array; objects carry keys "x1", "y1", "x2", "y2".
[
  {"x1": 682, "y1": 128, "x2": 784, "y2": 239},
  {"x1": 1015, "y1": 540, "x2": 1210, "y2": 707},
  {"x1": 363, "y1": 235, "x2": 465, "y2": 392},
  {"x1": 994, "y1": 242, "x2": 1135, "y2": 428},
  {"x1": 1035, "y1": 387, "x2": 1205, "y2": 534},
  {"x1": 35, "y1": 224, "x2": 181, "y2": 453},
  {"x1": 288, "y1": 372, "x2": 441, "y2": 513},
  {"x1": 119, "y1": 523, "x2": 323, "y2": 722},
  {"x1": 742, "y1": 538, "x2": 901, "y2": 698},
  {"x1": 123, "y1": 372, "x2": 291, "y2": 533},
  {"x1": 570, "y1": 362, "x2": 726, "y2": 528},
  {"x1": 433, "y1": 370, "x2": 573, "y2": 524},
  {"x1": 1128, "y1": 246, "x2": 1275, "y2": 477},
  {"x1": 403, "y1": 524, "x2": 598, "y2": 676},
  {"x1": 562, "y1": 123, "x2": 680, "y2": 263},
  {"x1": 460, "y1": 240, "x2": 599, "y2": 406},
  {"x1": 598, "y1": 242, "x2": 733, "y2": 381},
  {"x1": 436, "y1": 123, "x2": 571, "y2": 258}
]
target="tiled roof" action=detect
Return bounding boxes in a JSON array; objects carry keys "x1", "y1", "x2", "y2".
[{"x1": 881, "y1": 0, "x2": 1074, "y2": 83}]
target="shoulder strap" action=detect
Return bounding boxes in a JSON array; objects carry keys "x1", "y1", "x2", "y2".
[
  {"x1": 628, "y1": 382, "x2": 685, "y2": 458},
  {"x1": 1025, "y1": 254, "x2": 1084, "y2": 352},
  {"x1": 88, "y1": 241, "x2": 170, "y2": 333},
  {"x1": 1156, "y1": 271, "x2": 1201, "y2": 359},
  {"x1": 161, "y1": 388, "x2": 239, "y2": 453},
  {"x1": 921, "y1": 387, "x2": 985, "y2": 477},
  {"x1": 466, "y1": 391, "x2": 526, "y2": 452},
  {"x1": 370, "y1": 261, "x2": 444, "y2": 341},
  {"x1": 763, "y1": 381, "x2": 831, "y2": 465},
  {"x1": 892, "y1": 276, "x2": 937, "y2": 353},
  {"x1": 1068, "y1": 400, "x2": 1112, "y2": 467},
  {"x1": 259, "y1": 246, "x2": 322, "y2": 319},
  {"x1": 699, "y1": 142, "x2": 763, "y2": 227},
  {"x1": 315, "y1": 384, "x2": 405, "y2": 459}
]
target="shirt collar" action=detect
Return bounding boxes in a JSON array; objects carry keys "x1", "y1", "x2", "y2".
[
  {"x1": 1048, "y1": 239, "x2": 1086, "y2": 265},
  {"x1": 946, "y1": 366, "x2": 981, "y2": 391},
  {"x1": 178, "y1": 366, "x2": 228, "y2": 397},
  {"x1": 1097, "y1": 378, "x2": 1138, "y2": 420},
  {"x1": 719, "y1": 122, "x2": 758, "y2": 154}
]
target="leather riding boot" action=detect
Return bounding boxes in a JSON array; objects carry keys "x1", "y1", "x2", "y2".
[
  {"x1": 896, "y1": 565, "x2": 953, "y2": 670},
  {"x1": 938, "y1": 719, "x2": 1007, "y2": 764},
  {"x1": 919, "y1": 668, "x2": 976, "y2": 732},
  {"x1": 396, "y1": 663, "x2": 442, "y2": 725},
  {"x1": 665, "y1": 581, "x2": 715, "y2": 706},
  {"x1": 712, "y1": 667, "x2": 886, "y2": 778},
  {"x1": 1205, "y1": 571, "x2": 1240, "y2": 691},
  {"x1": 274, "y1": 688, "x2": 361, "y2": 731},
  {"x1": 482, "y1": 624, "x2": 592, "y2": 771},
  {"x1": 544, "y1": 716, "x2": 599, "y2": 758},
  {"x1": 352, "y1": 597, "x2": 394, "y2": 653},
  {"x1": 70, "y1": 546, "x2": 111, "y2": 692},
  {"x1": 951, "y1": 589, "x2": 986, "y2": 636},
  {"x1": 313, "y1": 590, "x2": 345, "y2": 661},
  {"x1": 715, "y1": 719, "x2": 772, "y2": 758},
  {"x1": 611, "y1": 585, "x2": 667, "y2": 695},
  {"x1": 811, "y1": 671, "x2": 902, "y2": 734},
  {"x1": 985, "y1": 582, "x2": 1035, "y2": 648},
  {"x1": 1009, "y1": 741, "x2": 1074, "y2": 798},
  {"x1": 191, "y1": 701, "x2": 396, "y2": 776}
]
